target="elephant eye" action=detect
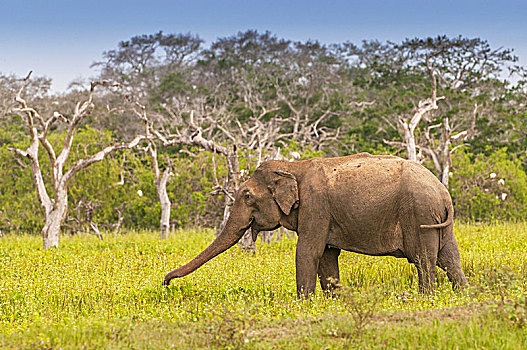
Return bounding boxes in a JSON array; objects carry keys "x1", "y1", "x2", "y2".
[{"x1": 244, "y1": 192, "x2": 255, "y2": 205}]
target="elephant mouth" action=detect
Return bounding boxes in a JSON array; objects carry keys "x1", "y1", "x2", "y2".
[
  {"x1": 250, "y1": 221, "x2": 282, "y2": 242},
  {"x1": 244, "y1": 217, "x2": 255, "y2": 231}
]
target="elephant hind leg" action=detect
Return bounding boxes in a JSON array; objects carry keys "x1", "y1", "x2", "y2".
[
  {"x1": 437, "y1": 237, "x2": 467, "y2": 290},
  {"x1": 317, "y1": 246, "x2": 341, "y2": 292},
  {"x1": 416, "y1": 255, "x2": 437, "y2": 294},
  {"x1": 413, "y1": 228, "x2": 439, "y2": 294},
  {"x1": 400, "y1": 212, "x2": 438, "y2": 293}
]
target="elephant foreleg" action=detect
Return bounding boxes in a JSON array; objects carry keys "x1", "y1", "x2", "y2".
[
  {"x1": 295, "y1": 196, "x2": 330, "y2": 297},
  {"x1": 295, "y1": 238, "x2": 327, "y2": 297},
  {"x1": 317, "y1": 246, "x2": 341, "y2": 292}
]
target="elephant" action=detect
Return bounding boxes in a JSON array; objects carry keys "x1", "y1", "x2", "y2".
[{"x1": 163, "y1": 153, "x2": 467, "y2": 296}]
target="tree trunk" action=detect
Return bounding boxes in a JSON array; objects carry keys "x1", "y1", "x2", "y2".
[
  {"x1": 440, "y1": 117, "x2": 451, "y2": 188},
  {"x1": 239, "y1": 228, "x2": 256, "y2": 249},
  {"x1": 157, "y1": 175, "x2": 171, "y2": 240},
  {"x1": 403, "y1": 124, "x2": 418, "y2": 162},
  {"x1": 159, "y1": 205, "x2": 170, "y2": 239},
  {"x1": 148, "y1": 144, "x2": 173, "y2": 239},
  {"x1": 41, "y1": 191, "x2": 68, "y2": 249}
]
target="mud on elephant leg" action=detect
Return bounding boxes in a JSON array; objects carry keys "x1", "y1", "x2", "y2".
[
  {"x1": 437, "y1": 238, "x2": 468, "y2": 290},
  {"x1": 317, "y1": 246, "x2": 341, "y2": 293}
]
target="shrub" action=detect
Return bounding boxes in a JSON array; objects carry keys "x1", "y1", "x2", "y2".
[{"x1": 450, "y1": 148, "x2": 527, "y2": 221}]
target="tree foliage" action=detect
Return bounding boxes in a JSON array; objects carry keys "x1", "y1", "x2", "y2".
[{"x1": 1, "y1": 31, "x2": 527, "y2": 235}]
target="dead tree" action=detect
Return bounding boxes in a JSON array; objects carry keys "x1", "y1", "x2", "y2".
[
  {"x1": 150, "y1": 108, "x2": 250, "y2": 243},
  {"x1": 385, "y1": 55, "x2": 445, "y2": 162},
  {"x1": 421, "y1": 103, "x2": 479, "y2": 188},
  {"x1": 146, "y1": 99, "x2": 310, "y2": 247},
  {"x1": 131, "y1": 102, "x2": 175, "y2": 239},
  {"x1": 8, "y1": 72, "x2": 150, "y2": 249},
  {"x1": 273, "y1": 76, "x2": 342, "y2": 152},
  {"x1": 146, "y1": 91, "x2": 291, "y2": 248},
  {"x1": 147, "y1": 142, "x2": 173, "y2": 239}
]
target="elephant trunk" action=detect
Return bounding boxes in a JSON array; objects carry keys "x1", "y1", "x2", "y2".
[{"x1": 163, "y1": 217, "x2": 249, "y2": 285}]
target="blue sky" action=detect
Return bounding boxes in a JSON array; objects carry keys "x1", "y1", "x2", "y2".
[{"x1": 1, "y1": 0, "x2": 526, "y2": 92}]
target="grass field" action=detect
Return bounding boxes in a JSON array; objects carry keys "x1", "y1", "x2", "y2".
[{"x1": 0, "y1": 223, "x2": 526, "y2": 349}]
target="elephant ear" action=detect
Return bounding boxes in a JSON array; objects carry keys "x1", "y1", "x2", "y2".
[{"x1": 269, "y1": 171, "x2": 299, "y2": 215}]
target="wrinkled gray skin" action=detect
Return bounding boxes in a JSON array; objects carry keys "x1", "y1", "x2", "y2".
[{"x1": 164, "y1": 153, "x2": 467, "y2": 296}]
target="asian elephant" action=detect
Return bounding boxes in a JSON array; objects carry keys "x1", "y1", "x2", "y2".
[{"x1": 163, "y1": 153, "x2": 467, "y2": 296}]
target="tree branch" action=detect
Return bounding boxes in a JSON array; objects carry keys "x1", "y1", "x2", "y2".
[
  {"x1": 63, "y1": 134, "x2": 149, "y2": 185},
  {"x1": 57, "y1": 80, "x2": 119, "y2": 172}
]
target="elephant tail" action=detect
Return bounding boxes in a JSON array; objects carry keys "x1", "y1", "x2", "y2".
[{"x1": 420, "y1": 200, "x2": 454, "y2": 229}]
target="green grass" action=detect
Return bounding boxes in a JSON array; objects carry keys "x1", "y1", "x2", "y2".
[{"x1": 0, "y1": 223, "x2": 526, "y2": 349}]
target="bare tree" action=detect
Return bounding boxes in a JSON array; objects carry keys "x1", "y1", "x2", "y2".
[
  {"x1": 377, "y1": 36, "x2": 516, "y2": 186},
  {"x1": 0, "y1": 73, "x2": 51, "y2": 118},
  {"x1": 130, "y1": 101, "x2": 175, "y2": 239},
  {"x1": 268, "y1": 40, "x2": 346, "y2": 151},
  {"x1": 384, "y1": 66, "x2": 478, "y2": 188},
  {"x1": 385, "y1": 55, "x2": 445, "y2": 162},
  {"x1": 8, "y1": 72, "x2": 150, "y2": 248},
  {"x1": 421, "y1": 103, "x2": 478, "y2": 187},
  {"x1": 151, "y1": 108, "x2": 307, "y2": 248},
  {"x1": 151, "y1": 106, "x2": 250, "y2": 244},
  {"x1": 147, "y1": 142, "x2": 173, "y2": 239}
]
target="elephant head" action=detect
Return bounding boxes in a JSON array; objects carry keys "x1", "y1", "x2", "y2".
[{"x1": 163, "y1": 162, "x2": 299, "y2": 285}]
